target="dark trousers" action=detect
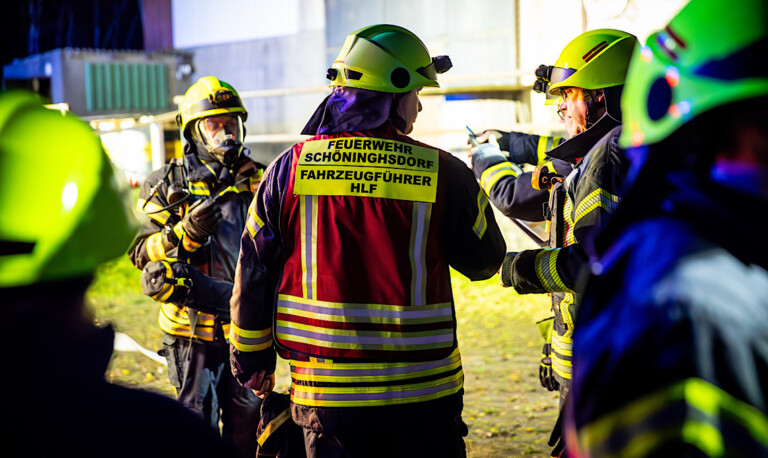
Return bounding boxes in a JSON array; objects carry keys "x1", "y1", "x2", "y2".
[
  {"x1": 162, "y1": 332, "x2": 261, "y2": 457},
  {"x1": 295, "y1": 393, "x2": 467, "y2": 458}
]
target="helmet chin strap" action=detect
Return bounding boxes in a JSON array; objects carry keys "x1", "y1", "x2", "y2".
[{"x1": 583, "y1": 88, "x2": 606, "y2": 128}]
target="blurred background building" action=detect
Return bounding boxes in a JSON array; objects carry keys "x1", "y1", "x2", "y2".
[{"x1": 2, "y1": 0, "x2": 688, "y2": 187}]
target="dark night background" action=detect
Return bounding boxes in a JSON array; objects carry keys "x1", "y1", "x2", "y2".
[{"x1": 1, "y1": 0, "x2": 174, "y2": 82}]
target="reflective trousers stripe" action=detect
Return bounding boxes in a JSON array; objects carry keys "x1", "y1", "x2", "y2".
[
  {"x1": 157, "y1": 304, "x2": 227, "y2": 342},
  {"x1": 290, "y1": 348, "x2": 464, "y2": 407}
]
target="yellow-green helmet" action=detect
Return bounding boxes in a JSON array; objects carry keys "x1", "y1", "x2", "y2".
[
  {"x1": 548, "y1": 29, "x2": 638, "y2": 96},
  {"x1": 327, "y1": 24, "x2": 452, "y2": 93},
  {"x1": 620, "y1": 0, "x2": 768, "y2": 148},
  {"x1": 177, "y1": 76, "x2": 247, "y2": 138},
  {"x1": 0, "y1": 90, "x2": 137, "y2": 288}
]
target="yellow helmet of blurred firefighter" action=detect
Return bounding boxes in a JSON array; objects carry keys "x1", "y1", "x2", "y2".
[
  {"x1": 327, "y1": 24, "x2": 452, "y2": 93},
  {"x1": 0, "y1": 90, "x2": 137, "y2": 288},
  {"x1": 177, "y1": 76, "x2": 248, "y2": 167},
  {"x1": 620, "y1": 0, "x2": 768, "y2": 148}
]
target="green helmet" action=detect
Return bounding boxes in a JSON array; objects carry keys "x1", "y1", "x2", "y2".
[
  {"x1": 0, "y1": 90, "x2": 137, "y2": 288},
  {"x1": 548, "y1": 29, "x2": 638, "y2": 96},
  {"x1": 327, "y1": 24, "x2": 452, "y2": 93},
  {"x1": 620, "y1": 0, "x2": 768, "y2": 148},
  {"x1": 177, "y1": 76, "x2": 247, "y2": 138}
]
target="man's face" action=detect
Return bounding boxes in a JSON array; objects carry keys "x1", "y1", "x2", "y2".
[
  {"x1": 558, "y1": 87, "x2": 589, "y2": 137},
  {"x1": 198, "y1": 113, "x2": 243, "y2": 148}
]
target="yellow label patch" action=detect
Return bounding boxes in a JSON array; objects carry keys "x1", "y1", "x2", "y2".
[{"x1": 294, "y1": 137, "x2": 439, "y2": 203}]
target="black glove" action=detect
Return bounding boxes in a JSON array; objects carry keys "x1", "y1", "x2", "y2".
[
  {"x1": 548, "y1": 411, "x2": 566, "y2": 457},
  {"x1": 141, "y1": 260, "x2": 232, "y2": 319},
  {"x1": 539, "y1": 342, "x2": 560, "y2": 392},
  {"x1": 181, "y1": 199, "x2": 222, "y2": 243},
  {"x1": 499, "y1": 252, "x2": 518, "y2": 287},
  {"x1": 501, "y1": 249, "x2": 546, "y2": 294}
]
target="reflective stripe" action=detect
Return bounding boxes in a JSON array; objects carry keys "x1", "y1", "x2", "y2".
[
  {"x1": 574, "y1": 188, "x2": 621, "y2": 225},
  {"x1": 534, "y1": 249, "x2": 571, "y2": 292},
  {"x1": 536, "y1": 136, "x2": 564, "y2": 164},
  {"x1": 578, "y1": 378, "x2": 768, "y2": 457},
  {"x1": 563, "y1": 195, "x2": 576, "y2": 246},
  {"x1": 275, "y1": 294, "x2": 454, "y2": 356},
  {"x1": 300, "y1": 195, "x2": 318, "y2": 300},
  {"x1": 137, "y1": 198, "x2": 170, "y2": 225},
  {"x1": 409, "y1": 202, "x2": 432, "y2": 306},
  {"x1": 146, "y1": 232, "x2": 167, "y2": 262},
  {"x1": 558, "y1": 292, "x2": 575, "y2": 338},
  {"x1": 181, "y1": 232, "x2": 203, "y2": 252},
  {"x1": 290, "y1": 348, "x2": 463, "y2": 407},
  {"x1": 245, "y1": 205, "x2": 264, "y2": 237},
  {"x1": 479, "y1": 161, "x2": 519, "y2": 195},
  {"x1": 472, "y1": 190, "x2": 489, "y2": 240},
  {"x1": 230, "y1": 322, "x2": 272, "y2": 352},
  {"x1": 157, "y1": 304, "x2": 226, "y2": 341},
  {"x1": 188, "y1": 180, "x2": 211, "y2": 196},
  {"x1": 257, "y1": 408, "x2": 292, "y2": 446}
]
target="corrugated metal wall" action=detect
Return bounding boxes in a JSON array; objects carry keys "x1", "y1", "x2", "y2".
[{"x1": 83, "y1": 61, "x2": 169, "y2": 112}]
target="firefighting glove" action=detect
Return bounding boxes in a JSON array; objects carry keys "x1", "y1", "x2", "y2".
[
  {"x1": 474, "y1": 130, "x2": 541, "y2": 166},
  {"x1": 181, "y1": 198, "x2": 222, "y2": 243},
  {"x1": 141, "y1": 260, "x2": 232, "y2": 320},
  {"x1": 539, "y1": 342, "x2": 560, "y2": 392},
  {"x1": 500, "y1": 250, "x2": 547, "y2": 294},
  {"x1": 256, "y1": 392, "x2": 305, "y2": 458},
  {"x1": 141, "y1": 259, "x2": 192, "y2": 305},
  {"x1": 548, "y1": 411, "x2": 566, "y2": 458},
  {"x1": 536, "y1": 316, "x2": 559, "y2": 392}
]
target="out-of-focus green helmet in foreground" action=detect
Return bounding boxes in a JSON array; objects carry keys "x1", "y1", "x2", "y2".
[
  {"x1": 548, "y1": 29, "x2": 638, "y2": 95},
  {"x1": 0, "y1": 90, "x2": 137, "y2": 288},
  {"x1": 327, "y1": 24, "x2": 452, "y2": 93},
  {"x1": 620, "y1": 0, "x2": 768, "y2": 148}
]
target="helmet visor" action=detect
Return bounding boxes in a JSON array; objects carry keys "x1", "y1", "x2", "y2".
[
  {"x1": 548, "y1": 67, "x2": 578, "y2": 94},
  {"x1": 198, "y1": 114, "x2": 243, "y2": 149}
]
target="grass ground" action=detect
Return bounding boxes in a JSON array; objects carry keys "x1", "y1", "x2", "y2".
[{"x1": 87, "y1": 216, "x2": 559, "y2": 457}]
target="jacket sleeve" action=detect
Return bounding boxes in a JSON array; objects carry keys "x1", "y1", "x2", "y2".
[
  {"x1": 443, "y1": 155, "x2": 506, "y2": 281},
  {"x1": 471, "y1": 133, "x2": 565, "y2": 222},
  {"x1": 128, "y1": 169, "x2": 178, "y2": 270},
  {"x1": 504, "y1": 128, "x2": 627, "y2": 294},
  {"x1": 508, "y1": 131, "x2": 565, "y2": 166},
  {"x1": 229, "y1": 150, "x2": 292, "y2": 384},
  {"x1": 127, "y1": 168, "x2": 209, "y2": 270}
]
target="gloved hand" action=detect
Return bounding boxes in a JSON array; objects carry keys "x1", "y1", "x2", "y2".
[
  {"x1": 499, "y1": 252, "x2": 518, "y2": 287},
  {"x1": 181, "y1": 198, "x2": 222, "y2": 243},
  {"x1": 539, "y1": 342, "x2": 560, "y2": 392},
  {"x1": 470, "y1": 129, "x2": 510, "y2": 152},
  {"x1": 471, "y1": 129, "x2": 541, "y2": 165},
  {"x1": 548, "y1": 412, "x2": 566, "y2": 457}
]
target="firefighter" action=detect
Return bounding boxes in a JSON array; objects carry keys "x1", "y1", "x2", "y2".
[
  {"x1": 0, "y1": 90, "x2": 239, "y2": 457},
  {"x1": 127, "y1": 76, "x2": 264, "y2": 455},
  {"x1": 567, "y1": 0, "x2": 768, "y2": 455},
  {"x1": 477, "y1": 29, "x2": 638, "y2": 456},
  {"x1": 229, "y1": 24, "x2": 505, "y2": 457}
]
